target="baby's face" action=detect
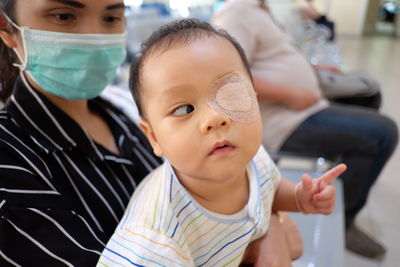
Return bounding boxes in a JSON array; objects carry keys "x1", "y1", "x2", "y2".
[{"x1": 139, "y1": 37, "x2": 262, "y2": 183}]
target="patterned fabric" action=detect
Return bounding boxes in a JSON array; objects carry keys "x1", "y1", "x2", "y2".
[
  {"x1": 98, "y1": 146, "x2": 281, "y2": 266},
  {"x1": 0, "y1": 74, "x2": 161, "y2": 266}
]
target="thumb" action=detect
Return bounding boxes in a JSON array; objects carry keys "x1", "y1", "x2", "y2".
[{"x1": 301, "y1": 173, "x2": 313, "y2": 193}]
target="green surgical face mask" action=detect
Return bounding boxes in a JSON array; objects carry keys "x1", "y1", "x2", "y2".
[{"x1": 4, "y1": 14, "x2": 127, "y2": 100}]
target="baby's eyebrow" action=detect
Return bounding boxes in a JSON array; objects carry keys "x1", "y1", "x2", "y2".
[
  {"x1": 162, "y1": 84, "x2": 192, "y2": 95},
  {"x1": 154, "y1": 85, "x2": 192, "y2": 103}
]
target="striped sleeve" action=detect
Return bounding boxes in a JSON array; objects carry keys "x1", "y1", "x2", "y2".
[
  {"x1": 97, "y1": 226, "x2": 194, "y2": 267},
  {"x1": 254, "y1": 145, "x2": 282, "y2": 189}
]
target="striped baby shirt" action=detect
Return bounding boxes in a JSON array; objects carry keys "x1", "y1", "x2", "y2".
[{"x1": 98, "y1": 146, "x2": 281, "y2": 266}]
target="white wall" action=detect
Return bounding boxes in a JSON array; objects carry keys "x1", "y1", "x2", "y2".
[
  {"x1": 270, "y1": 0, "x2": 370, "y2": 36},
  {"x1": 328, "y1": 0, "x2": 369, "y2": 36},
  {"x1": 141, "y1": 0, "x2": 373, "y2": 37}
]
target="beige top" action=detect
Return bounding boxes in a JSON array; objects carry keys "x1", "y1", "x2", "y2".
[{"x1": 212, "y1": 0, "x2": 329, "y2": 152}]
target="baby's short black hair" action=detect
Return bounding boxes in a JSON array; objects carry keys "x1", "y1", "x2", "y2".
[{"x1": 129, "y1": 18, "x2": 253, "y2": 117}]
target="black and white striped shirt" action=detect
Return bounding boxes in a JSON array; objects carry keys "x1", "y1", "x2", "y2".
[{"x1": 0, "y1": 75, "x2": 161, "y2": 266}]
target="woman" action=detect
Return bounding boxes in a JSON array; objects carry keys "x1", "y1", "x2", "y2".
[
  {"x1": 0, "y1": 0, "x2": 163, "y2": 265},
  {"x1": 0, "y1": 0, "x2": 302, "y2": 265}
]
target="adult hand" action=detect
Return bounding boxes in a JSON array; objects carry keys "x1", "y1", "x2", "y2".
[
  {"x1": 280, "y1": 212, "x2": 303, "y2": 260},
  {"x1": 287, "y1": 90, "x2": 319, "y2": 111},
  {"x1": 242, "y1": 213, "x2": 303, "y2": 267},
  {"x1": 296, "y1": 164, "x2": 347, "y2": 215},
  {"x1": 313, "y1": 64, "x2": 343, "y2": 74}
]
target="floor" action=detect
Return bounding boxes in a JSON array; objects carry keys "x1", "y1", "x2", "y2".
[{"x1": 337, "y1": 34, "x2": 400, "y2": 267}]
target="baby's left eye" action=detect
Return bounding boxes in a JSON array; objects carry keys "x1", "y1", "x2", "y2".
[{"x1": 172, "y1": 105, "x2": 194, "y2": 116}]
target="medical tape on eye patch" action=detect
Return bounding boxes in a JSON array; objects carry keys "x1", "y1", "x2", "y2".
[{"x1": 207, "y1": 72, "x2": 258, "y2": 123}]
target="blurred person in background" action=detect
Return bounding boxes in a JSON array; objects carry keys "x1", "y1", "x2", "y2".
[
  {"x1": 298, "y1": 0, "x2": 335, "y2": 41},
  {"x1": 212, "y1": 0, "x2": 398, "y2": 259}
]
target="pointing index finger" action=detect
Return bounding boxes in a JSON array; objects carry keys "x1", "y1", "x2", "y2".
[{"x1": 319, "y1": 164, "x2": 347, "y2": 185}]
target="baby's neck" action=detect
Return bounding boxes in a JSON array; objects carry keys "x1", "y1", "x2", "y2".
[{"x1": 177, "y1": 169, "x2": 250, "y2": 215}]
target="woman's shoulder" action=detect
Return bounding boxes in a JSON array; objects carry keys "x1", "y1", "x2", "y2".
[
  {"x1": 0, "y1": 108, "x2": 28, "y2": 147},
  {"x1": 95, "y1": 93, "x2": 155, "y2": 146},
  {"x1": 0, "y1": 108, "x2": 52, "y2": 181},
  {"x1": 99, "y1": 86, "x2": 141, "y2": 124},
  {"x1": 0, "y1": 106, "x2": 31, "y2": 143}
]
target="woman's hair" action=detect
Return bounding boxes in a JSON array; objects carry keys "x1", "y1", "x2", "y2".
[
  {"x1": 129, "y1": 18, "x2": 252, "y2": 117},
  {"x1": 0, "y1": 0, "x2": 18, "y2": 102}
]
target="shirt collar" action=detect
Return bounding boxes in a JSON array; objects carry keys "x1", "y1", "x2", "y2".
[
  {"x1": 5, "y1": 74, "x2": 137, "y2": 162},
  {"x1": 166, "y1": 159, "x2": 261, "y2": 222}
]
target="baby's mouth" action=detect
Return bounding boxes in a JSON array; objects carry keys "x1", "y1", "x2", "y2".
[{"x1": 209, "y1": 141, "x2": 235, "y2": 156}]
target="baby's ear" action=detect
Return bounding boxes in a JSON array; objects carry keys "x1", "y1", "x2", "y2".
[{"x1": 139, "y1": 120, "x2": 163, "y2": 157}]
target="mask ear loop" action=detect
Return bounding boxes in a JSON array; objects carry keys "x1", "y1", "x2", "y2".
[
  {"x1": 1, "y1": 12, "x2": 20, "y2": 30},
  {"x1": 1, "y1": 12, "x2": 27, "y2": 71}
]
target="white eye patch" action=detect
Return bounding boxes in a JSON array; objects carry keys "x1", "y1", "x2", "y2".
[
  {"x1": 207, "y1": 72, "x2": 258, "y2": 123},
  {"x1": 216, "y1": 83, "x2": 252, "y2": 112}
]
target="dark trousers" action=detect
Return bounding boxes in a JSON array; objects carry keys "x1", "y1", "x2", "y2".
[{"x1": 280, "y1": 104, "x2": 398, "y2": 228}]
